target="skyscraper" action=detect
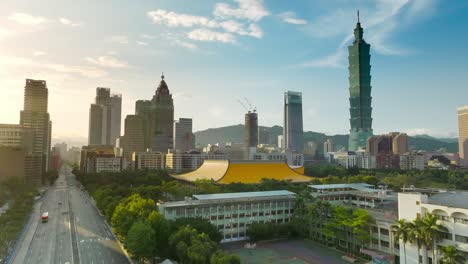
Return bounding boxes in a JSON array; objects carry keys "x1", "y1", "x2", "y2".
[
  {"x1": 348, "y1": 12, "x2": 373, "y2": 151},
  {"x1": 244, "y1": 111, "x2": 258, "y2": 147},
  {"x1": 20, "y1": 79, "x2": 51, "y2": 183},
  {"x1": 392, "y1": 132, "x2": 408, "y2": 155},
  {"x1": 135, "y1": 73, "x2": 174, "y2": 153},
  {"x1": 123, "y1": 115, "x2": 145, "y2": 159},
  {"x1": 283, "y1": 91, "x2": 303, "y2": 152},
  {"x1": 88, "y1": 87, "x2": 121, "y2": 146},
  {"x1": 458, "y1": 106, "x2": 468, "y2": 167},
  {"x1": 174, "y1": 118, "x2": 193, "y2": 152}
]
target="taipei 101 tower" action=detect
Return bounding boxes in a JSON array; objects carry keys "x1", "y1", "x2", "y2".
[{"x1": 348, "y1": 11, "x2": 373, "y2": 151}]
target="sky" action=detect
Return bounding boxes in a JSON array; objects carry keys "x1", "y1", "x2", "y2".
[{"x1": 0, "y1": 0, "x2": 467, "y2": 146}]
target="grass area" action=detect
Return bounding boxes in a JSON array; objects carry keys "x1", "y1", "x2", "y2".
[
  {"x1": 224, "y1": 239, "x2": 351, "y2": 264},
  {"x1": 0, "y1": 178, "x2": 36, "y2": 263}
]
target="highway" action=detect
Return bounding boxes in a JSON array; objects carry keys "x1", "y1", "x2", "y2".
[{"x1": 12, "y1": 166, "x2": 130, "y2": 264}]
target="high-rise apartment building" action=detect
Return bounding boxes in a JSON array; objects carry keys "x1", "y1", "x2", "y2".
[
  {"x1": 323, "y1": 139, "x2": 334, "y2": 154},
  {"x1": 123, "y1": 115, "x2": 145, "y2": 159},
  {"x1": 458, "y1": 106, "x2": 468, "y2": 167},
  {"x1": 392, "y1": 133, "x2": 408, "y2": 155},
  {"x1": 244, "y1": 111, "x2": 258, "y2": 147},
  {"x1": 283, "y1": 91, "x2": 303, "y2": 152},
  {"x1": 88, "y1": 87, "x2": 121, "y2": 146},
  {"x1": 20, "y1": 79, "x2": 51, "y2": 183},
  {"x1": 348, "y1": 14, "x2": 373, "y2": 151},
  {"x1": 174, "y1": 118, "x2": 193, "y2": 152},
  {"x1": 135, "y1": 74, "x2": 174, "y2": 153}
]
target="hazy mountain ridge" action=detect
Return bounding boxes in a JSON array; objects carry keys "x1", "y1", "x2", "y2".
[{"x1": 194, "y1": 125, "x2": 458, "y2": 153}]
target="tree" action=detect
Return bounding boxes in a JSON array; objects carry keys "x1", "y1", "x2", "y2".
[
  {"x1": 187, "y1": 233, "x2": 218, "y2": 264},
  {"x1": 111, "y1": 193, "x2": 157, "y2": 240},
  {"x1": 210, "y1": 250, "x2": 240, "y2": 264},
  {"x1": 172, "y1": 217, "x2": 223, "y2": 243},
  {"x1": 147, "y1": 211, "x2": 171, "y2": 258},
  {"x1": 408, "y1": 218, "x2": 425, "y2": 264},
  {"x1": 169, "y1": 226, "x2": 219, "y2": 264},
  {"x1": 126, "y1": 221, "x2": 155, "y2": 261},
  {"x1": 392, "y1": 219, "x2": 411, "y2": 264},
  {"x1": 420, "y1": 213, "x2": 448, "y2": 264},
  {"x1": 438, "y1": 245, "x2": 465, "y2": 264}
]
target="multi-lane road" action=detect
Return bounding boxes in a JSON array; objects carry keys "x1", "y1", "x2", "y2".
[{"x1": 12, "y1": 166, "x2": 130, "y2": 264}]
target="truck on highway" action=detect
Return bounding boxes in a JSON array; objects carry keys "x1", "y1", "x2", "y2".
[{"x1": 41, "y1": 212, "x2": 49, "y2": 222}]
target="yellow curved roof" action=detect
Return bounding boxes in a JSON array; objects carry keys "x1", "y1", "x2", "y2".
[
  {"x1": 172, "y1": 160, "x2": 311, "y2": 184},
  {"x1": 172, "y1": 160, "x2": 229, "y2": 182}
]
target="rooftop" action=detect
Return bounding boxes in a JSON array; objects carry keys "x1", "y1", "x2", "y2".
[
  {"x1": 193, "y1": 190, "x2": 295, "y2": 201},
  {"x1": 427, "y1": 191, "x2": 468, "y2": 209},
  {"x1": 309, "y1": 183, "x2": 376, "y2": 192}
]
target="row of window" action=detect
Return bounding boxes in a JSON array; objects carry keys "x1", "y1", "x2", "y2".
[{"x1": 435, "y1": 214, "x2": 468, "y2": 225}]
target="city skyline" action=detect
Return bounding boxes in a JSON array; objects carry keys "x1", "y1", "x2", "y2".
[{"x1": 1, "y1": 0, "x2": 468, "y2": 145}]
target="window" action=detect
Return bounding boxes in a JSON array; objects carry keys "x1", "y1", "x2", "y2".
[
  {"x1": 380, "y1": 240, "x2": 390, "y2": 248},
  {"x1": 454, "y1": 218, "x2": 468, "y2": 225},
  {"x1": 455, "y1": 235, "x2": 468, "y2": 244},
  {"x1": 435, "y1": 214, "x2": 449, "y2": 221},
  {"x1": 416, "y1": 201, "x2": 420, "y2": 205},
  {"x1": 380, "y1": 228, "x2": 389, "y2": 236}
]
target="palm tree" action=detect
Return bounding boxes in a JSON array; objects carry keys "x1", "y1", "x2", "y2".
[
  {"x1": 392, "y1": 219, "x2": 410, "y2": 264},
  {"x1": 438, "y1": 245, "x2": 465, "y2": 264},
  {"x1": 420, "y1": 213, "x2": 448, "y2": 264},
  {"x1": 408, "y1": 219, "x2": 425, "y2": 264}
]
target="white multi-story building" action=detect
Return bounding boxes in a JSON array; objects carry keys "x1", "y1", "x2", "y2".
[
  {"x1": 159, "y1": 190, "x2": 296, "y2": 243},
  {"x1": 398, "y1": 192, "x2": 468, "y2": 264},
  {"x1": 332, "y1": 151, "x2": 376, "y2": 169},
  {"x1": 132, "y1": 150, "x2": 165, "y2": 170},
  {"x1": 399, "y1": 153, "x2": 425, "y2": 170},
  {"x1": 94, "y1": 157, "x2": 122, "y2": 173}
]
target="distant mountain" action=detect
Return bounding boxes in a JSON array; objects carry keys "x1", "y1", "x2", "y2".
[
  {"x1": 194, "y1": 125, "x2": 458, "y2": 153},
  {"x1": 412, "y1": 134, "x2": 458, "y2": 144}
]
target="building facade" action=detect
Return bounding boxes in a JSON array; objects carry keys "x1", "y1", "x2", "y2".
[
  {"x1": 458, "y1": 106, "x2": 468, "y2": 168},
  {"x1": 244, "y1": 111, "x2": 258, "y2": 148},
  {"x1": 132, "y1": 150, "x2": 165, "y2": 170},
  {"x1": 19, "y1": 79, "x2": 51, "y2": 184},
  {"x1": 324, "y1": 139, "x2": 334, "y2": 154},
  {"x1": 135, "y1": 74, "x2": 174, "y2": 153},
  {"x1": 398, "y1": 192, "x2": 468, "y2": 263},
  {"x1": 399, "y1": 153, "x2": 425, "y2": 170},
  {"x1": 174, "y1": 118, "x2": 193, "y2": 152},
  {"x1": 122, "y1": 115, "x2": 145, "y2": 160},
  {"x1": 88, "y1": 87, "x2": 121, "y2": 146},
  {"x1": 158, "y1": 190, "x2": 296, "y2": 243},
  {"x1": 283, "y1": 91, "x2": 303, "y2": 152},
  {"x1": 348, "y1": 16, "x2": 374, "y2": 151}
]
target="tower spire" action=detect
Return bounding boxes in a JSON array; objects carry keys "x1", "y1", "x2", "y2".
[
  {"x1": 357, "y1": 10, "x2": 360, "y2": 23},
  {"x1": 161, "y1": 72, "x2": 165, "y2": 80}
]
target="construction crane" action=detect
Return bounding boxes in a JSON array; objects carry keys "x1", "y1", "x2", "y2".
[{"x1": 237, "y1": 97, "x2": 256, "y2": 113}]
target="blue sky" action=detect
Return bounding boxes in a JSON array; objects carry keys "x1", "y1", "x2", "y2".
[{"x1": 0, "y1": 0, "x2": 467, "y2": 145}]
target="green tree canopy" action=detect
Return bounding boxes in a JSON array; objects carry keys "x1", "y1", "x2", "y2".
[
  {"x1": 125, "y1": 221, "x2": 155, "y2": 261},
  {"x1": 111, "y1": 193, "x2": 157, "y2": 239}
]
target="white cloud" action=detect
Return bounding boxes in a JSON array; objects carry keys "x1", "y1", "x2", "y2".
[
  {"x1": 213, "y1": 0, "x2": 269, "y2": 21},
  {"x1": 279, "y1": 12, "x2": 307, "y2": 25},
  {"x1": 406, "y1": 128, "x2": 430, "y2": 136},
  {"x1": 33, "y1": 51, "x2": 47, "y2": 56},
  {"x1": 59, "y1": 17, "x2": 82, "y2": 27},
  {"x1": 107, "y1": 35, "x2": 129, "y2": 44},
  {"x1": 86, "y1": 55, "x2": 128, "y2": 68},
  {"x1": 9, "y1": 12, "x2": 46, "y2": 25},
  {"x1": 137, "y1": 41, "x2": 149, "y2": 46},
  {"x1": 141, "y1": 34, "x2": 156, "y2": 39},
  {"x1": 147, "y1": 9, "x2": 219, "y2": 28},
  {"x1": 174, "y1": 40, "x2": 198, "y2": 50},
  {"x1": 188, "y1": 29, "x2": 235, "y2": 43}
]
